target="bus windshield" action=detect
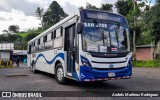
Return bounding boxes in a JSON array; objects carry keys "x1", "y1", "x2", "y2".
[{"x1": 82, "y1": 22, "x2": 129, "y2": 53}]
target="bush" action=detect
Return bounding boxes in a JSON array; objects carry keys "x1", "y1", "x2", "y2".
[{"x1": 133, "y1": 60, "x2": 160, "y2": 67}]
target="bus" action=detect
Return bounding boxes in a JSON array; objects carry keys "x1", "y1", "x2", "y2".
[{"x1": 27, "y1": 9, "x2": 132, "y2": 84}]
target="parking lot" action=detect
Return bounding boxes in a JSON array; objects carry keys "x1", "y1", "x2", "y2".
[{"x1": 0, "y1": 64, "x2": 160, "y2": 100}]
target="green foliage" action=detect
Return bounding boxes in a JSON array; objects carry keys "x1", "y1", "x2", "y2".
[
  {"x1": 14, "y1": 38, "x2": 27, "y2": 50},
  {"x1": 100, "y1": 4, "x2": 113, "y2": 11},
  {"x1": 115, "y1": 0, "x2": 155, "y2": 46},
  {"x1": 8, "y1": 25, "x2": 19, "y2": 33},
  {"x1": 35, "y1": 7, "x2": 43, "y2": 19},
  {"x1": 17, "y1": 28, "x2": 44, "y2": 40},
  {"x1": 136, "y1": 31, "x2": 152, "y2": 45},
  {"x1": 42, "y1": 1, "x2": 68, "y2": 28},
  {"x1": 143, "y1": 0, "x2": 160, "y2": 46},
  {"x1": 133, "y1": 60, "x2": 160, "y2": 67},
  {"x1": 0, "y1": 34, "x2": 22, "y2": 42},
  {"x1": 0, "y1": 28, "x2": 44, "y2": 50},
  {"x1": 86, "y1": 2, "x2": 99, "y2": 10},
  {"x1": 115, "y1": 0, "x2": 132, "y2": 16},
  {"x1": 25, "y1": 32, "x2": 40, "y2": 41},
  {"x1": 35, "y1": 7, "x2": 44, "y2": 27},
  {"x1": 85, "y1": 2, "x2": 113, "y2": 11}
]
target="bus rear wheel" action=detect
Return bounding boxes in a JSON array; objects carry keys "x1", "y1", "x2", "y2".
[{"x1": 55, "y1": 63, "x2": 67, "y2": 84}]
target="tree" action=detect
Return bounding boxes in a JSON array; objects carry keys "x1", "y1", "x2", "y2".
[
  {"x1": 42, "y1": 1, "x2": 68, "y2": 28},
  {"x1": 115, "y1": 0, "x2": 145, "y2": 60},
  {"x1": 2, "y1": 30, "x2": 10, "y2": 34},
  {"x1": 14, "y1": 38, "x2": 27, "y2": 50},
  {"x1": 8, "y1": 25, "x2": 19, "y2": 33},
  {"x1": 25, "y1": 32, "x2": 40, "y2": 41},
  {"x1": 144, "y1": 0, "x2": 160, "y2": 58},
  {"x1": 86, "y1": 2, "x2": 99, "y2": 10},
  {"x1": 84, "y1": 2, "x2": 113, "y2": 11},
  {"x1": 115, "y1": 0, "x2": 133, "y2": 16},
  {"x1": 35, "y1": 7, "x2": 44, "y2": 28},
  {"x1": 100, "y1": 4, "x2": 113, "y2": 12}
]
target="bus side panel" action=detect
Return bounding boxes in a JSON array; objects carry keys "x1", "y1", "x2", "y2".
[{"x1": 34, "y1": 49, "x2": 64, "y2": 74}]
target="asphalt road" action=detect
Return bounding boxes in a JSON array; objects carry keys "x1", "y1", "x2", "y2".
[{"x1": 0, "y1": 63, "x2": 160, "y2": 100}]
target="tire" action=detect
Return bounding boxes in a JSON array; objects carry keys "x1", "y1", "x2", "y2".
[
  {"x1": 55, "y1": 63, "x2": 67, "y2": 84},
  {"x1": 32, "y1": 61, "x2": 37, "y2": 73}
]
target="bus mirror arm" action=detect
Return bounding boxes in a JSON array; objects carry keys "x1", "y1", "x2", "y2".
[{"x1": 77, "y1": 23, "x2": 83, "y2": 34}]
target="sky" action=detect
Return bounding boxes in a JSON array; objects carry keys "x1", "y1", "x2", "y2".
[
  {"x1": 0, "y1": 0, "x2": 118, "y2": 33},
  {"x1": 0, "y1": 0, "x2": 155, "y2": 33}
]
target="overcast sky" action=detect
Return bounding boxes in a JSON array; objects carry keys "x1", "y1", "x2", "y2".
[
  {"x1": 0, "y1": 0, "x2": 155, "y2": 33},
  {"x1": 0, "y1": 0, "x2": 118, "y2": 33}
]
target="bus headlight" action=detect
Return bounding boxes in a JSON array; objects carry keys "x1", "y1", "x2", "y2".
[
  {"x1": 127, "y1": 58, "x2": 132, "y2": 67},
  {"x1": 129, "y1": 58, "x2": 132, "y2": 65},
  {"x1": 81, "y1": 56, "x2": 92, "y2": 67}
]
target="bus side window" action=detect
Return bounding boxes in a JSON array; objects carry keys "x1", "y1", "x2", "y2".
[
  {"x1": 54, "y1": 30, "x2": 56, "y2": 39},
  {"x1": 31, "y1": 43, "x2": 34, "y2": 53},
  {"x1": 43, "y1": 35, "x2": 47, "y2": 42},
  {"x1": 51, "y1": 31, "x2": 54, "y2": 39},
  {"x1": 60, "y1": 27, "x2": 63, "y2": 36}
]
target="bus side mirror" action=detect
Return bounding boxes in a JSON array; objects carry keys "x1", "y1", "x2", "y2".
[{"x1": 77, "y1": 23, "x2": 83, "y2": 34}]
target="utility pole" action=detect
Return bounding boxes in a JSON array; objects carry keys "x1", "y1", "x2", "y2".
[{"x1": 132, "y1": 0, "x2": 136, "y2": 61}]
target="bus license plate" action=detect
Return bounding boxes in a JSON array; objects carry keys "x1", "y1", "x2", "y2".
[{"x1": 108, "y1": 73, "x2": 115, "y2": 77}]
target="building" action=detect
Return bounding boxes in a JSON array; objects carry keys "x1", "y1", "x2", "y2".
[
  {"x1": 12, "y1": 50, "x2": 27, "y2": 63},
  {"x1": 136, "y1": 45, "x2": 154, "y2": 61},
  {"x1": 0, "y1": 43, "x2": 14, "y2": 61},
  {"x1": 0, "y1": 43, "x2": 27, "y2": 64}
]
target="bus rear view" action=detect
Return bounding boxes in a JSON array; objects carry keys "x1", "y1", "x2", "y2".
[{"x1": 77, "y1": 9, "x2": 132, "y2": 82}]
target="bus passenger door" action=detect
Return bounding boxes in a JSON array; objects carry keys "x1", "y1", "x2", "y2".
[{"x1": 64, "y1": 24, "x2": 76, "y2": 76}]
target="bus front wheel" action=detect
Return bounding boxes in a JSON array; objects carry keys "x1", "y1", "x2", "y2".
[{"x1": 55, "y1": 63, "x2": 67, "y2": 84}]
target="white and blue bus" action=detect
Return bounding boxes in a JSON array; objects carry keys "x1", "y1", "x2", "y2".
[{"x1": 27, "y1": 9, "x2": 132, "y2": 84}]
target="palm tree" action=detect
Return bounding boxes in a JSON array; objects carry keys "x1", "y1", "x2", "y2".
[{"x1": 35, "y1": 7, "x2": 44, "y2": 28}]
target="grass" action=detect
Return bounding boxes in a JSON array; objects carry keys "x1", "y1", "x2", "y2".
[
  {"x1": 133, "y1": 60, "x2": 160, "y2": 68},
  {"x1": 17, "y1": 29, "x2": 45, "y2": 38},
  {"x1": 18, "y1": 32, "x2": 29, "y2": 38}
]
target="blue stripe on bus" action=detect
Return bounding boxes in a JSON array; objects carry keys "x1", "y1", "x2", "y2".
[{"x1": 34, "y1": 53, "x2": 64, "y2": 65}]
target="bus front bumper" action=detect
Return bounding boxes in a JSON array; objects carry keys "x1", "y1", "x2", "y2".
[{"x1": 79, "y1": 65, "x2": 132, "y2": 82}]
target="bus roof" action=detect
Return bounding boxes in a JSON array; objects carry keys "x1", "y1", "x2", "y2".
[
  {"x1": 28, "y1": 12, "x2": 78, "y2": 44},
  {"x1": 28, "y1": 9, "x2": 126, "y2": 44}
]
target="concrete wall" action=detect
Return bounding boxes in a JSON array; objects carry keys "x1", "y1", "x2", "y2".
[
  {"x1": 136, "y1": 47, "x2": 153, "y2": 61},
  {"x1": 0, "y1": 51, "x2": 11, "y2": 61}
]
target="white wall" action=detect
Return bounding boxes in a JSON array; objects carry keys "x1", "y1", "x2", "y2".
[
  {"x1": 0, "y1": 43, "x2": 14, "y2": 50},
  {"x1": 0, "y1": 51, "x2": 10, "y2": 61}
]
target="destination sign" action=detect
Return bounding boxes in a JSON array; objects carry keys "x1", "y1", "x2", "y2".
[
  {"x1": 87, "y1": 13, "x2": 121, "y2": 22},
  {"x1": 80, "y1": 10, "x2": 127, "y2": 24}
]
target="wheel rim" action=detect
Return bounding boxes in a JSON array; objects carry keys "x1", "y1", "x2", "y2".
[{"x1": 57, "y1": 67, "x2": 64, "y2": 81}]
